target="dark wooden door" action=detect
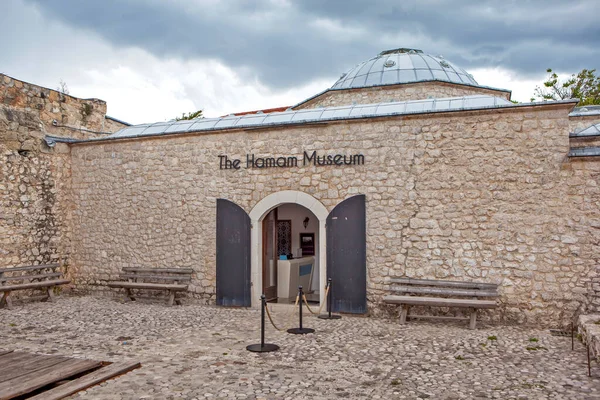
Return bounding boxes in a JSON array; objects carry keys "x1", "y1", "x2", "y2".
[
  {"x1": 216, "y1": 199, "x2": 251, "y2": 307},
  {"x1": 326, "y1": 194, "x2": 367, "y2": 314},
  {"x1": 262, "y1": 208, "x2": 278, "y2": 301}
]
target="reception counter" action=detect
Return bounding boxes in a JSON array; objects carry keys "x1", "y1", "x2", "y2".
[{"x1": 277, "y1": 256, "x2": 315, "y2": 299}]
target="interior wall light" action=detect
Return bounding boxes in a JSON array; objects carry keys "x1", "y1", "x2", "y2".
[{"x1": 303, "y1": 217, "x2": 310, "y2": 229}]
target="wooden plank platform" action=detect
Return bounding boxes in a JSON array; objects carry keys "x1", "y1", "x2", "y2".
[
  {"x1": 0, "y1": 351, "x2": 141, "y2": 400},
  {"x1": 28, "y1": 361, "x2": 141, "y2": 400}
]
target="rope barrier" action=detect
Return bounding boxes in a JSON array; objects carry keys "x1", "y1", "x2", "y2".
[
  {"x1": 263, "y1": 283, "x2": 331, "y2": 330},
  {"x1": 264, "y1": 295, "x2": 299, "y2": 331},
  {"x1": 302, "y1": 285, "x2": 330, "y2": 315}
]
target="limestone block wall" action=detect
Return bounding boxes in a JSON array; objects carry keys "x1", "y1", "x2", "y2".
[
  {"x1": 0, "y1": 144, "x2": 72, "y2": 268},
  {"x1": 0, "y1": 74, "x2": 125, "y2": 274},
  {"x1": 294, "y1": 81, "x2": 511, "y2": 109},
  {"x1": 1, "y1": 73, "x2": 127, "y2": 144},
  {"x1": 69, "y1": 102, "x2": 599, "y2": 326},
  {"x1": 569, "y1": 115, "x2": 600, "y2": 134}
]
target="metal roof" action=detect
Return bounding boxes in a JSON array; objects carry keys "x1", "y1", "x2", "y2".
[
  {"x1": 570, "y1": 122, "x2": 600, "y2": 138},
  {"x1": 331, "y1": 48, "x2": 479, "y2": 90},
  {"x1": 106, "y1": 95, "x2": 514, "y2": 140},
  {"x1": 569, "y1": 146, "x2": 600, "y2": 157},
  {"x1": 569, "y1": 105, "x2": 600, "y2": 117}
]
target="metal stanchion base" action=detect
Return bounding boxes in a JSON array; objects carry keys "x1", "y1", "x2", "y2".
[
  {"x1": 318, "y1": 314, "x2": 341, "y2": 320},
  {"x1": 287, "y1": 328, "x2": 315, "y2": 334},
  {"x1": 246, "y1": 343, "x2": 280, "y2": 353}
]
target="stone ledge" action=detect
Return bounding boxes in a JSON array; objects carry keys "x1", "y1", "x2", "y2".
[{"x1": 578, "y1": 314, "x2": 600, "y2": 359}]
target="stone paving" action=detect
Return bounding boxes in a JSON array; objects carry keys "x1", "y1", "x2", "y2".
[{"x1": 1, "y1": 296, "x2": 600, "y2": 400}]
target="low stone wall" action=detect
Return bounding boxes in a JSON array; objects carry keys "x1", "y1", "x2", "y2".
[{"x1": 578, "y1": 314, "x2": 600, "y2": 360}]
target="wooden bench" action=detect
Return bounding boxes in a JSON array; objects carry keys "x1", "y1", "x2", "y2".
[
  {"x1": 107, "y1": 267, "x2": 193, "y2": 306},
  {"x1": 383, "y1": 277, "x2": 499, "y2": 329},
  {"x1": 0, "y1": 264, "x2": 70, "y2": 309}
]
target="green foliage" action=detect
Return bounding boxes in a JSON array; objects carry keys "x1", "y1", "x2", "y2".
[
  {"x1": 487, "y1": 335, "x2": 497, "y2": 341},
  {"x1": 534, "y1": 68, "x2": 600, "y2": 105},
  {"x1": 176, "y1": 110, "x2": 204, "y2": 121},
  {"x1": 529, "y1": 337, "x2": 538, "y2": 342}
]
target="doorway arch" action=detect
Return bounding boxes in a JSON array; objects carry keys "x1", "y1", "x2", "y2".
[{"x1": 249, "y1": 191, "x2": 328, "y2": 308}]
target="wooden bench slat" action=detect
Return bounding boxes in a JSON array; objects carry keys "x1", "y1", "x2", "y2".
[
  {"x1": 122, "y1": 268, "x2": 193, "y2": 274},
  {"x1": 390, "y1": 286, "x2": 498, "y2": 297},
  {"x1": 118, "y1": 274, "x2": 191, "y2": 282},
  {"x1": 383, "y1": 295, "x2": 497, "y2": 309},
  {"x1": 107, "y1": 282, "x2": 188, "y2": 291},
  {"x1": 0, "y1": 264, "x2": 61, "y2": 273},
  {"x1": 389, "y1": 278, "x2": 498, "y2": 290},
  {"x1": 0, "y1": 272, "x2": 62, "y2": 283},
  {"x1": 0, "y1": 279, "x2": 70, "y2": 292}
]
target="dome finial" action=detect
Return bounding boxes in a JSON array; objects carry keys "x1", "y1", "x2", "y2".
[{"x1": 379, "y1": 48, "x2": 423, "y2": 56}]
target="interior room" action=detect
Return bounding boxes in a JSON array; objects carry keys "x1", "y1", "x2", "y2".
[{"x1": 262, "y1": 203, "x2": 319, "y2": 304}]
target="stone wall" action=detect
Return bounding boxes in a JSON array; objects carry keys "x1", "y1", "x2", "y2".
[
  {"x1": 68, "y1": 101, "x2": 600, "y2": 326},
  {"x1": 294, "y1": 81, "x2": 512, "y2": 109},
  {"x1": 569, "y1": 115, "x2": 600, "y2": 134},
  {"x1": 1, "y1": 73, "x2": 127, "y2": 145},
  {"x1": 0, "y1": 74, "x2": 125, "y2": 274},
  {"x1": 0, "y1": 143, "x2": 72, "y2": 268}
]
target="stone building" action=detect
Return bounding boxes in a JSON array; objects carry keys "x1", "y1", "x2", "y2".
[{"x1": 2, "y1": 48, "x2": 600, "y2": 326}]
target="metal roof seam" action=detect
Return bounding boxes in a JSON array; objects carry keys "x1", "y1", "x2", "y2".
[{"x1": 51, "y1": 97, "x2": 578, "y2": 143}]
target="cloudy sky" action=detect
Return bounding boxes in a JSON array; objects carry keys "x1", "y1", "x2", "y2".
[{"x1": 1, "y1": 0, "x2": 599, "y2": 125}]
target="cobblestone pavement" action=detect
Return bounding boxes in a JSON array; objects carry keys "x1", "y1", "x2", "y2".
[{"x1": 1, "y1": 296, "x2": 599, "y2": 400}]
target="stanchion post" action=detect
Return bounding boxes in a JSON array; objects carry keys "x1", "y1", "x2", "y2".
[
  {"x1": 318, "y1": 278, "x2": 341, "y2": 320},
  {"x1": 247, "y1": 295, "x2": 279, "y2": 353},
  {"x1": 288, "y1": 286, "x2": 315, "y2": 334}
]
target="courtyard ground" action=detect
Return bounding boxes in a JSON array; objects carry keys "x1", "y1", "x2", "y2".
[{"x1": 1, "y1": 296, "x2": 599, "y2": 400}]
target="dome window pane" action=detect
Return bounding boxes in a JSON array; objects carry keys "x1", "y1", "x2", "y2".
[
  {"x1": 416, "y1": 69, "x2": 434, "y2": 81},
  {"x1": 365, "y1": 72, "x2": 383, "y2": 86}
]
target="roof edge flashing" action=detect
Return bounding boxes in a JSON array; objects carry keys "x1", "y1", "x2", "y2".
[{"x1": 60, "y1": 96, "x2": 578, "y2": 145}]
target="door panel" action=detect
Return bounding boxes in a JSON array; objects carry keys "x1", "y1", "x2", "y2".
[
  {"x1": 216, "y1": 199, "x2": 251, "y2": 307},
  {"x1": 326, "y1": 194, "x2": 367, "y2": 314}
]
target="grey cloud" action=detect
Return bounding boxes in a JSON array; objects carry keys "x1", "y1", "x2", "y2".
[{"x1": 18, "y1": 0, "x2": 600, "y2": 88}]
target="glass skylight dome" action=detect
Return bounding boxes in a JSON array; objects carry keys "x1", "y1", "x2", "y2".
[{"x1": 332, "y1": 48, "x2": 479, "y2": 90}]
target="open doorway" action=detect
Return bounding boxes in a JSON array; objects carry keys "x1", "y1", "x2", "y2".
[{"x1": 261, "y1": 203, "x2": 320, "y2": 304}]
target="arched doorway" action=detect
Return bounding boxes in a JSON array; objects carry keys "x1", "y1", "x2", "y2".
[
  {"x1": 249, "y1": 191, "x2": 328, "y2": 308},
  {"x1": 216, "y1": 191, "x2": 367, "y2": 313}
]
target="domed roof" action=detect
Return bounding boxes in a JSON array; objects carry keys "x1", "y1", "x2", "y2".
[{"x1": 331, "y1": 48, "x2": 478, "y2": 90}]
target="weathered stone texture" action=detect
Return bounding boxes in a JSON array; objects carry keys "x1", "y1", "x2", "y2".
[
  {"x1": 0, "y1": 73, "x2": 127, "y2": 145},
  {"x1": 294, "y1": 81, "x2": 511, "y2": 109},
  {"x1": 0, "y1": 144, "x2": 72, "y2": 268},
  {"x1": 569, "y1": 115, "x2": 600, "y2": 134},
  {"x1": 69, "y1": 102, "x2": 599, "y2": 326},
  {"x1": 0, "y1": 74, "x2": 124, "y2": 275}
]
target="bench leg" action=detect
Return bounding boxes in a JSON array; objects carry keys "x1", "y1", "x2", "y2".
[
  {"x1": 1, "y1": 292, "x2": 13, "y2": 310},
  {"x1": 125, "y1": 288, "x2": 136, "y2": 302},
  {"x1": 167, "y1": 290, "x2": 175, "y2": 306},
  {"x1": 175, "y1": 294, "x2": 183, "y2": 306},
  {"x1": 399, "y1": 305, "x2": 409, "y2": 324},
  {"x1": 469, "y1": 309, "x2": 477, "y2": 330},
  {"x1": 45, "y1": 287, "x2": 56, "y2": 302}
]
